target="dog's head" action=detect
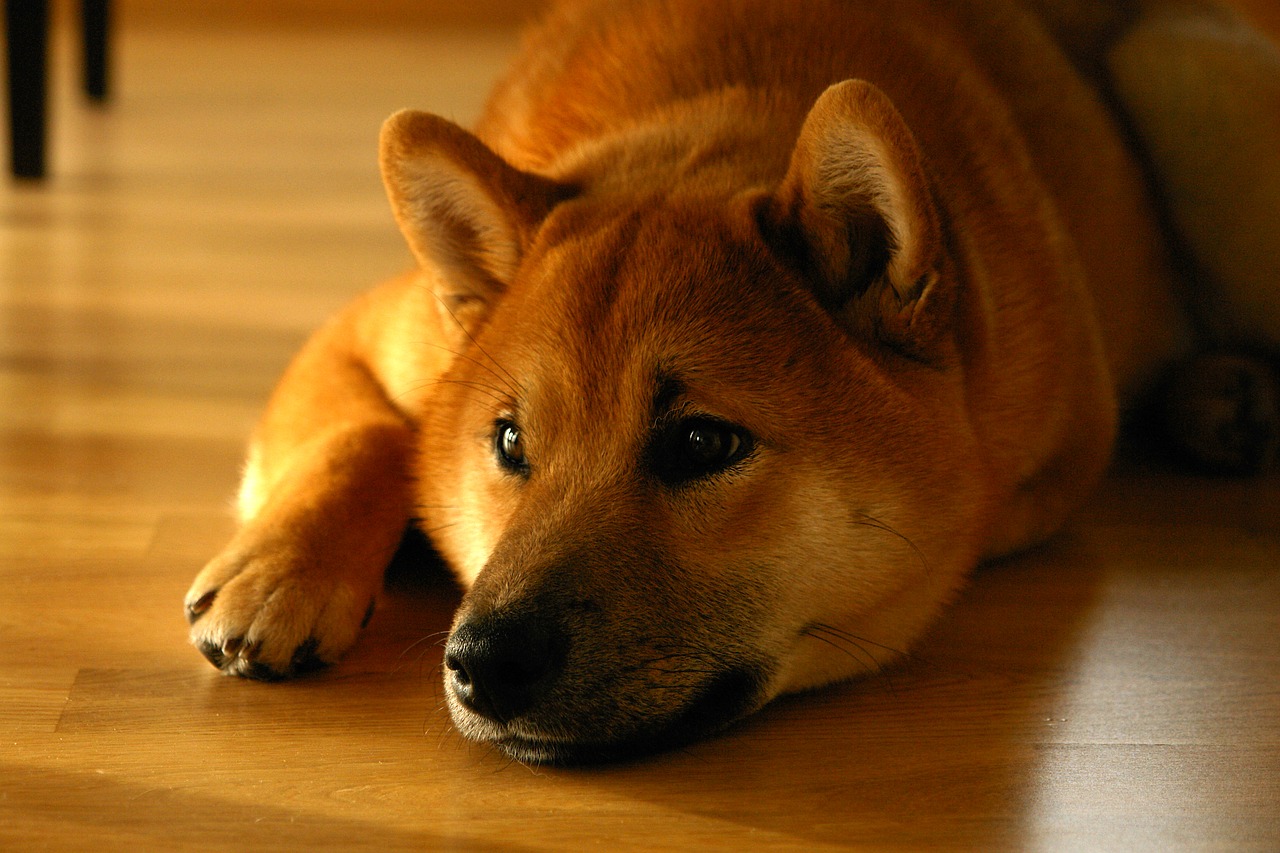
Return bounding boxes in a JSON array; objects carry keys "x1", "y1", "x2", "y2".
[{"x1": 381, "y1": 81, "x2": 993, "y2": 764}]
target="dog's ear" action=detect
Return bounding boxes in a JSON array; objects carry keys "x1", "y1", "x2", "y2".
[
  {"x1": 380, "y1": 110, "x2": 569, "y2": 321},
  {"x1": 762, "y1": 80, "x2": 947, "y2": 356}
]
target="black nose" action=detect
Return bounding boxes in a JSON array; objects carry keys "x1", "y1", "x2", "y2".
[{"x1": 443, "y1": 614, "x2": 567, "y2": 723}]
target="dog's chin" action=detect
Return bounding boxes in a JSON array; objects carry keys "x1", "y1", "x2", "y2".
[
  {"x1": 491, "y1": 730, "x2": 702, "y2": 766},
  {"x1": 491, "y1": 732, "x2": 671, "y2": 766},
  {"x1": 451, "y1": 667, "x2": 770, "y2": 766}
]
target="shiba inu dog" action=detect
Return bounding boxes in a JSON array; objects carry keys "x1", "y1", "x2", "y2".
[{"x1": 185, "y1": 0, "x2": 1280, "y2": 764}]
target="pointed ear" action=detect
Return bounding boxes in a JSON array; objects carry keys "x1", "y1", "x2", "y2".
[
  {"x1": 761, "y1": 81, "x2": 947, "y2": 354},
  {"x1": 379, "y1": 110, "x2": 570, "y2": 317}
]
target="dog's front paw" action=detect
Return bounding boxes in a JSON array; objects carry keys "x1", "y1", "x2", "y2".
[
  {"x1": 1163, "y1": 352, "x2": 1280, "y2": 474},
  {"x1": 184, "y1": 543, "x2": 377, "y2": 680}
]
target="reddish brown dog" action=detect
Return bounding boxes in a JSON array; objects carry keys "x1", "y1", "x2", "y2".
[{"x1": 186, "y1": 0, "x2": 1280, "y2": 763}]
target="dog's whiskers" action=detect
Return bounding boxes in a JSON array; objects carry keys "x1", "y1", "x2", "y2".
[
  {"x1": 433, "y1": 294, "x2": 527, "y2": 400},
  {"x1": 806, "y1": 622, "x2": 910, "y2": 659},
  {"x1": 802, "y1": 623, "x2": 883, "y2": 673},
  {"x1": 420, "y1": 340, "x2": 524, "y2": 400},
  {"x1": 400, "y1": 376, "x2": 510, "y2": 410},
  {"x1": 608, "y1": 640, "x2": 744, "y2": 689},
  {"x1": 852, "y1": 510, "x2": 931, "y2": 578},
  {"x1": 395, "y1": 629, "x2": 450, "y2": 664},
  {"x1": 801, "y1": 622, "x2": 907, "y2": 697}
]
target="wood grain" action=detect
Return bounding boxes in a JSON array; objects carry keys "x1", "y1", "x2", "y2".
[{"x1": 2, "y1": 8, "x2": 1278, "y2": 851}]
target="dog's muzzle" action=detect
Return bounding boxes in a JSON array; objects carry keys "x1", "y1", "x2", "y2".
[{"x1": 442, "y1": 606, "x2": 769, "y2": 765}]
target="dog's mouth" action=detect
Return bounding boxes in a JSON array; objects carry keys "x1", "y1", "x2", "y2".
[
  {"x1": 441, "y1": 600, "x2": 775, "y2": 764},
  {"x1": 451, "y1": 666, "x2": 770, "y2": 766}
]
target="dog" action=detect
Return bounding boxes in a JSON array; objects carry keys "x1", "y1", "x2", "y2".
[{"x1": 185, "y1": 0, "x2": 1280, "y2": 764}]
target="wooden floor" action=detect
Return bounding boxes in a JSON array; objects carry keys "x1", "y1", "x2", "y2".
[{"x1": 3, "y1": 9, "x2": 1279, "y2": 852}]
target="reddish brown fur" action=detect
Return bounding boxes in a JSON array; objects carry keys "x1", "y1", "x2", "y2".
[{"x1": 186, "y1": 0, "x2": 1277, "y2": 763}]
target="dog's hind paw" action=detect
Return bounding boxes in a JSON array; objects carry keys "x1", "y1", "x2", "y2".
[
  {"x1": 1162, "y1": 351, "x2": 1280, "y2": 474},
  {"x1": 184, "y1": 544, "x2": 377, "y2": 680}
]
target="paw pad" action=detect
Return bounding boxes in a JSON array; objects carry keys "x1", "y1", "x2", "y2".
[{"x1": 1163, "y1": 352, "x2": 1279, "y2": 474}]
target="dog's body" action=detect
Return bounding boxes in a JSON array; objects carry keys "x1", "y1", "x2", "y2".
[{"x1": 186, "y1": 0, "x2": 1280, "y2": 763}]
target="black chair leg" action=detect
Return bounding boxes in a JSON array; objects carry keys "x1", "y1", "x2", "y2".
[
  {"x1": 82, "y1": 0, "x2": 109, "y2": 102},
  {"x1": 6, "y1": 0, "x2": 50, "y2": 179}
]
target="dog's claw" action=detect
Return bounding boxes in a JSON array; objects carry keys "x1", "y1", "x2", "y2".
[
  {"x1": 244, "y1": 661, "x2": 284, "y2": 682},
  {"x1": 197, "y1": 638, "x2": 226, "y2": 669},
  {"x1": 186, "y1": 589, "x2": 218, "y2": 623},
  {"x1": 195, "y1": 630, "x2": 329, "y2": 680}
]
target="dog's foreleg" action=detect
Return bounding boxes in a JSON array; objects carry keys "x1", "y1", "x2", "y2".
[{"x1": 185, "y1": 277, "x2": 423, "y2": 679}]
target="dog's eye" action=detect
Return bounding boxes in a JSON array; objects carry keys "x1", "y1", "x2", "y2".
[
  {"x1": 494, "y1": 420, "x2": 528, "y2": 474},
  {"x1": 653, "y1": 417, "x2": 753, "y2": 484},
  {"x1": 686, "y1": 423, "x2": 738, "y2": 465}
]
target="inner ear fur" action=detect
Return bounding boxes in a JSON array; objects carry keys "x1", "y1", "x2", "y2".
[
  {"x1": 762, "y1": 80, "x2": 946, "y2": 351},
  {"x1": 379, "y1": 110, "x2": 571, "y2": 313}
]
